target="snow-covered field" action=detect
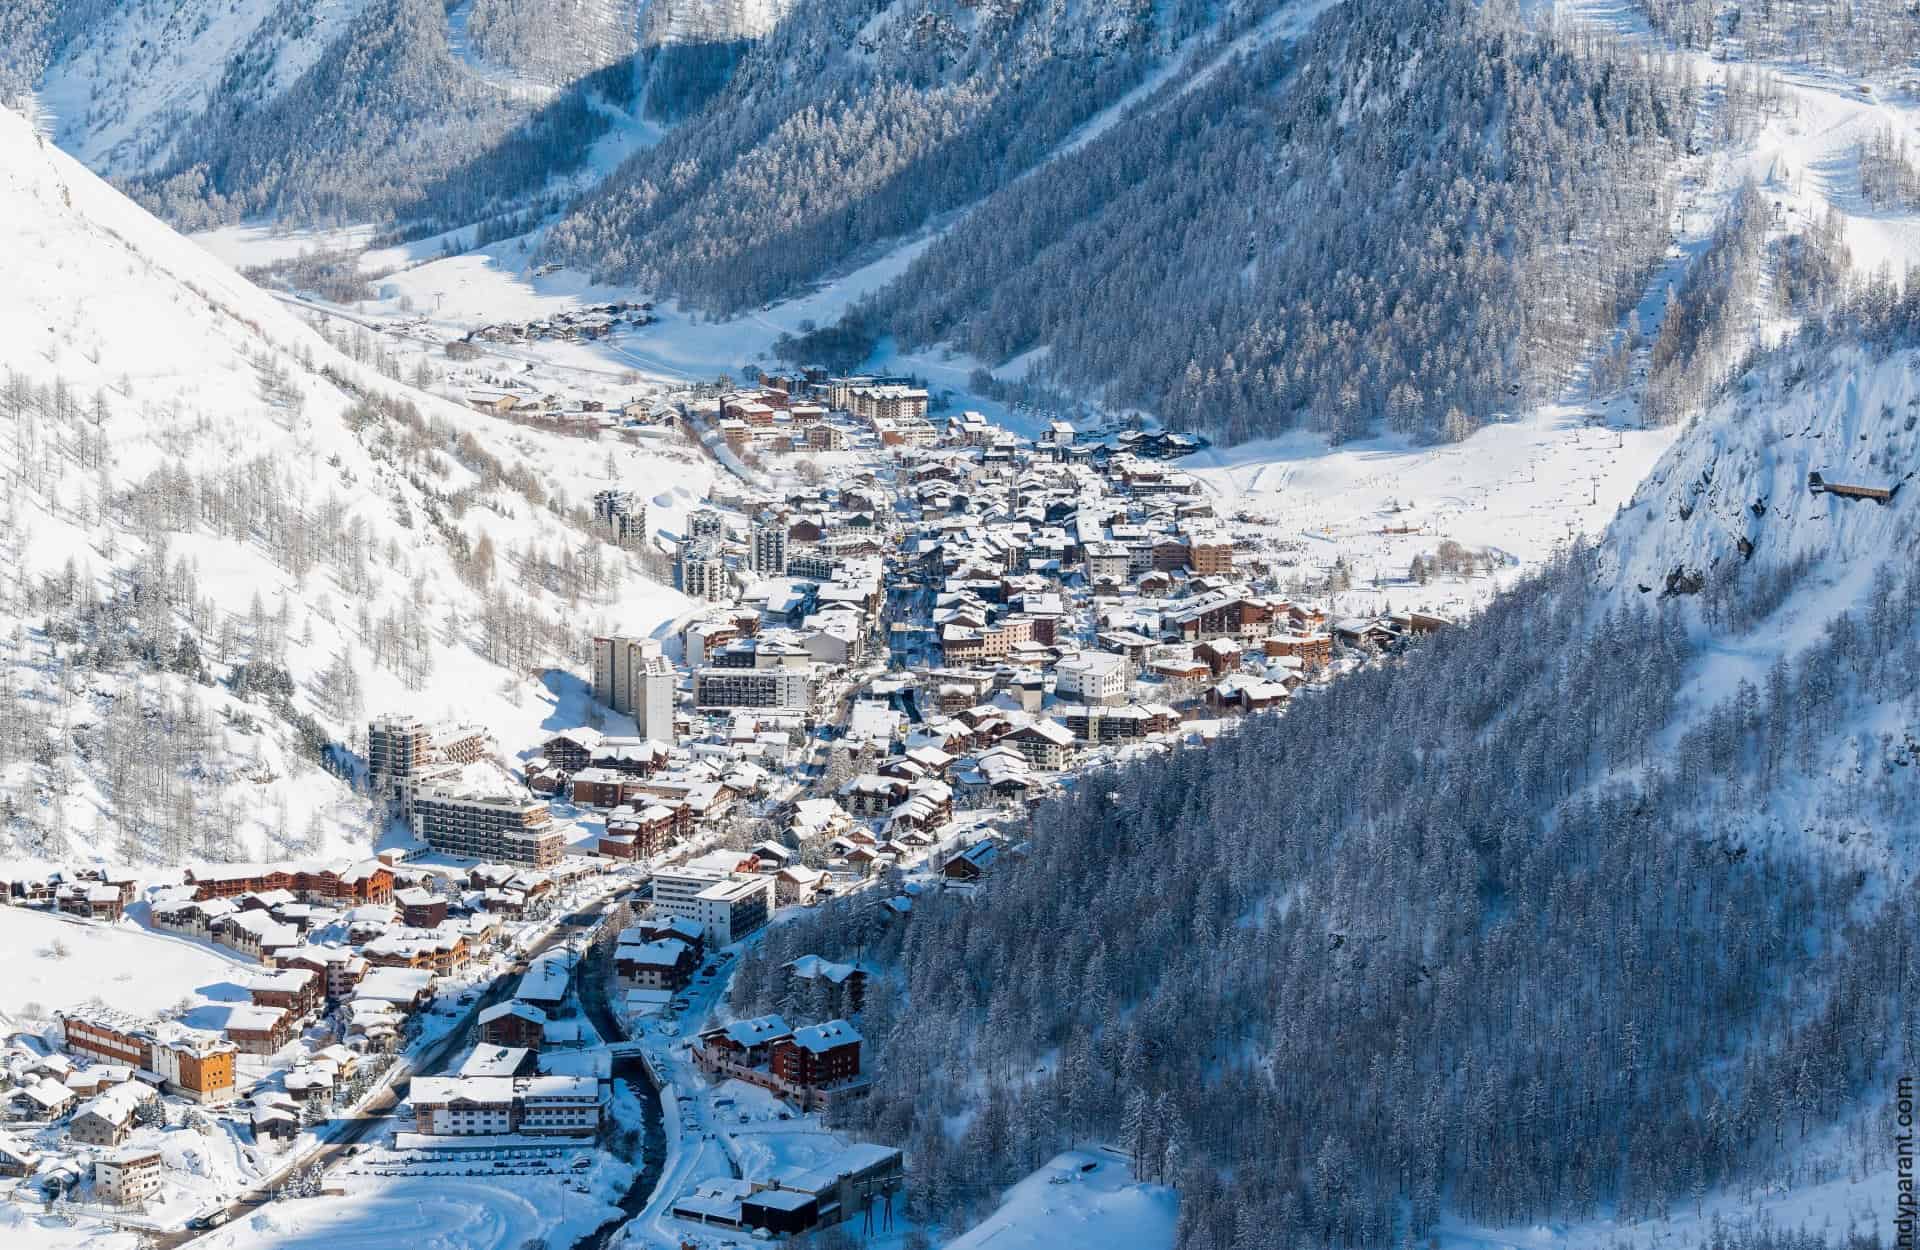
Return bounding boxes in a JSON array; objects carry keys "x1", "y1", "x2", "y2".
[
  {"x1": 1448, "y1": 1154, "x2": 1889, "y2": 1250},
  {"x1": 944, "y1": 1149, "x2": 1176, "y2": 1250},
  {"x1": 1187, "y1": 406, "x2": 1682, "y2": 616},
  {"x1": 0, "y1": 1205, "x2": 140, "y2": 1250},
  {"x1": 0, "y1": 905, "x2": 242, "y2": 1025},
  {"x1": 193, "y1": 1171, "x2": 629, "y2": 1250}
]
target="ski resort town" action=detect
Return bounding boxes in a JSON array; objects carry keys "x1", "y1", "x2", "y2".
[{"x1": 0, "y1": 372, "x2": 1447, "y2": 1242}]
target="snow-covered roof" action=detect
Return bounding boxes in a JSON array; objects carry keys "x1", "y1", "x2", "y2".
[
  {"x1": 614, "y1": 938, "x2": 691, "y2": 969},
  {"x1": 720, "y1": 1015, "x2": 790, "y2": 1048}
]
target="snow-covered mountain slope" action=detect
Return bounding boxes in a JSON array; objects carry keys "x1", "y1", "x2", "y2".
[
  {"x1": 1588, "y1": 316, "x2": 1920, "y2": 869},
  {"x1": 726, "y1": 314, "x2": 1920, "y2": 1247},
  {"x1": 27, "y1": 0, "x2": 373, "y2": 177},
  {"x1": 5, "y1": 0, "x2": 659, "y2": 233},
  {"x1": 0, "y1": 105, "x2": 699, "y2": 865},
  {"x1": 1604, "y1": 343, "x2": 1917, "y2": 606}
]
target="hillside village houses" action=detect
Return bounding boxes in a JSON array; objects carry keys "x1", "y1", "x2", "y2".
[
  {"x1": 0, "y1": 831, "x2": 642, "y2": 1206},
  {"x1": 0, "y1": 378, "x2": 1454, "y2": 1222}
]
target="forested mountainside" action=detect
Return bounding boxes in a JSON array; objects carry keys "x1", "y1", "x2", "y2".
[
  {"x1": 837, "y1": 0, "x2": 1697, "y2": 444},
  {"x1": 131, "y1": 0, "x2": 634, "y2": 230},
  {"x1": 725, "y1": 297, "x2": 1920, "y2": 1244},
  {"x1": 545, "y1": 0, "x2": 1225, "y2": 309},
  {"x1": 462, "y1": 0, "x2": 638, "y2": 89},
  {"x1": 0, "y1": 0, "x2": 641, "y2": 232},
  {"x1": 1634, "y1": 0, "x2": 1920, "y2": 66},
  {"x1": 0, "y1": 105, "x2": 695, "y2": 864},
  {"x1": 552, "y1": 0, "x2": 1698, "y2": 444}
]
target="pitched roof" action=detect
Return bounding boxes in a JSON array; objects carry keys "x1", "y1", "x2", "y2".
[{"x1": 790, "y1": 1020, "x2": 862, "y2": 1053}]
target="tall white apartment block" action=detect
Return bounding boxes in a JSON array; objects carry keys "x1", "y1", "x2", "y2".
[
  {"x1": 750, "y1": 512, "x2": 789, "y2": 577},
  {"x1": 594, "y1": 635, "x2": 676, "y2": 743},
  {"x1": 678, "y1": 539, "x2": 728, "y2": 602}
]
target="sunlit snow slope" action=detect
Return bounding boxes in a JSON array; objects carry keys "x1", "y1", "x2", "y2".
[{"x1": 0, "y1": 106, "x2": 692, "y2": 866}]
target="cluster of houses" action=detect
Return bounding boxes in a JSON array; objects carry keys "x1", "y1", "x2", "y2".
[
  {"x1": 403, "y1": 948, "x2": 612, "y2": 1142},
  {"x1": 462, "y1": 301, "x2": 653, "y2": 349},
  {"x1": 489, "y1": 376, "x2": 1458, "y2": 923},
  {"x1": 712, "y1": 371, "x2": 935, "y2": 458},
  {"x1": 0, "y1": 997, "x2": 369, "y2": 1212},
  {"x1": 0, "y1": 866, "x2": 139, "y2": 920},
  {"x1": 0, "y1": 839, "x2": 636, "y2": 1212}
]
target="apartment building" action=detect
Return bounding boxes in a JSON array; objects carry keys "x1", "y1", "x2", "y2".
[
  {"x1": 694, "y1": 1016, "x2": 868, "y2": 1110},
  {"x1": 58, "y1": 1010, "x2": 151, "y2": 1068},
  {"x1": 1053, "y1": 651, "x2": 1131, "y2": 705},
  {"x1": 1186, "y1": 534, "x2": 1235, "y2": 576},
  {"x1": 249, "y1": 969, "x2": 322, "y2": 1021},
  {"x1": 849, "y1": 385, "x2": 929, "y2": 424},
  {"x1": 750, "y1": 512, "x2": 789, "y2": 576},
  {"x1": 367, "y1": 714, "x2": 432, "y2": 805},
  {"x1": 94, "y1": 1147, "x2": 163, "y2": 1207},
  {"x1": 1079, "y1": 540, "x2": 1132, "y2": 587},
  {"x1": 770, "y1": 1021, "x2": 864, "y2": 1089},
  {"x1": 56, "y1": 1009, "x2": 238, "y2": 1104},
  {"x1": 592, "y1": 635, "x2": 676, "y2": 741},
  {"x1": 940, "y1": 615, "x2": 1037, "y2": 662},
  {"x1": 652, "y1": 866, "x2": 775, "y2": 946},
  {"x1": 410, "y1": 786, "x2": 564, "y2": 866},
  {"x1": 1005, "y1": 719, "x2": 1077, "y2": 770},
  {"x1": 185, "y1": 860, "x2": 394, "y2": 906},
  {"x1": 602, "y1": 803, "x2": 681, "y2": 860},
  {"x1": 277, "y1": 945, "x2": 369, "y2": 1004},
  {"x1": 614, "y1": 937, "x2": 698, "y2": 992},
  {"x1": 148, "y1": 1036, "x2": 238, "y2": 1104},
  {"x1": 409, "y1": 1075, "x2": 602, "y2": 1138},
  {"x1": 678, "y1": 538, "x2": 730, "y2": 602},
  {"x1": 538, "y1": 728, "x2": 603, "y2": 774},
  {"x1": 693, "y1": 667, "x2": 813, "y2": 712},
  {"x1": 592, "y1": 489, "x2": 648, "y2": 549},
  {"x1": 223, "y1": 1005, "x2": 294, "y2": 1056}
]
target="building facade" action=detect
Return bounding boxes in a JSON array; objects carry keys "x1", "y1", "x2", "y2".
[
  {"x1": 652, "y1": 867, "x2": 775, "y2": 946},
  {"x1": 409, "y1": 1075, "x2": 602, "y2": 1137},
  {"x1": 679, "y1": 539, "x2": 730, "y2": 602},
  {"x1": 95, "y1": 1148, "x2": 163, "y2": 1208},
  {"x1": 592, "y1": 489, "x2": 648, "y2": 548},
  {"x1": 693, "y1": 667, "x2": 812, "y2": 712},
  {"x1": 593, "y1": 635, "x2": 677, "y2": 743},
  {"x1": 750, "y1": 513, "x2": 789, "y2": 576},
  {"x1": 410, "y1": 787, "x2": 564, "y2": 866}
]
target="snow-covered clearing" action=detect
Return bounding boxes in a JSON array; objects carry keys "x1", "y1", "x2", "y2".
[
  {"x1": 1187, "y1": 405, "x2": 1680, "y2": 616},
  {"x1": 34, "y1": 0, "x2": 374, "y2": 177},
  {"x1": 0, "y1": 1204, "x2": 140, "y2": 1250},
  {"x1": 0, "y1": 905, "x2": 242, "y2": 1024},
  {"x1": 1445, "y1": 1158, "x2": 1891, "y2": 1250},
  {"x1": 943, "y1": 1148, "x2": 1177, "y2": 1250}
]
